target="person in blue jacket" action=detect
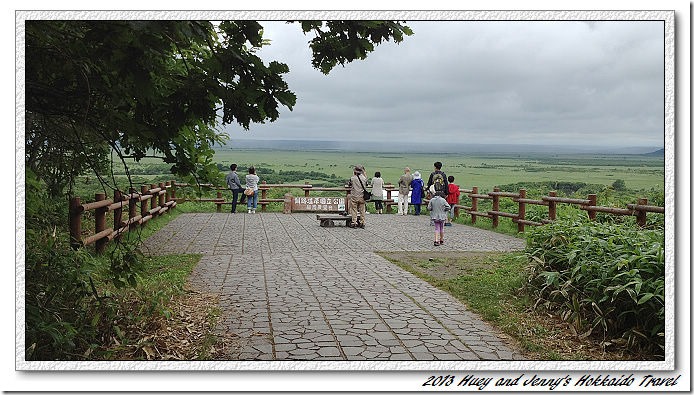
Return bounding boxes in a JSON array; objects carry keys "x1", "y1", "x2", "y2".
[{"x1": 410, "y1": 171, "x2": 426, "y2": 215}]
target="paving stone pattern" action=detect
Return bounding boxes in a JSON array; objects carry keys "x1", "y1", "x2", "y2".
[{"x1": 142, "y1": 213, "x2": 527, "y2": 360}]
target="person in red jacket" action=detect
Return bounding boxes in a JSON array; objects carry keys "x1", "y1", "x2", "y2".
[{"x1": 445, "y1": 175, "x2": 460, "y2": 226}]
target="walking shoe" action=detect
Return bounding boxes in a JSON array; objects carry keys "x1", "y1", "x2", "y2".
[
  {"x1": 439, "y1": 239, "x2": 444, "y2": 245},
  {"x1": 434, "y1": 241, "x2": 440, "y2": 246},
  {"x1": 445, "y1": 222, "x2": 452, "y2": 226}
]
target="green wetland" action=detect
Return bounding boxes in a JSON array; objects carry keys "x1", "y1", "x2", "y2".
[
  {"x1": 211, "y1": 149, "x2": 664, "y2": 193},
  {"x1": 90, "y1": 148, "x2": 664, "y2": 202}
]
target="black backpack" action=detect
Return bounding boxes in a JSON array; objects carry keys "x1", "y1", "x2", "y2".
[{"x1": 432, "y1": 172, "x2": 446, "y2": 196}]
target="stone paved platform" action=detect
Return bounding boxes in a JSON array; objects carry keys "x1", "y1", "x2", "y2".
[{"x1": 141, "y1": 212, "x2": 527, "y2": 360}]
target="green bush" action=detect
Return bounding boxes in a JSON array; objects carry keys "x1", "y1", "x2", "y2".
[
  {"x1": 525, "y1": 218, "x2": 664, "y2": 356},
  {"x1": 25, "y1": 170, "x2": 106, "y2": 359},
  {"x1": 25, "y1": 170, "x2": 152, "y2": 360}
]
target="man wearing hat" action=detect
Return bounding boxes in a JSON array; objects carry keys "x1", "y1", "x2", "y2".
[
  {"x1": 348, "y1": 164, "x2": 368, "y2": 228},
  {"x1": 397, "y1": 167, "x2": 413, "y2": 215}
]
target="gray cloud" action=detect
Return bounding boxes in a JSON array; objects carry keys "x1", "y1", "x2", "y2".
[{"x1": 232, "y1": 20, "x2": 664, "y2": 147}]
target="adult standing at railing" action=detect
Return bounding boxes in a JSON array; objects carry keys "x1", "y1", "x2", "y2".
[
  {"x1": 225, "y1": 164, "x2": 244, "y2": 213},
  {"x1": 245, "y1": 166, "x2": 260, "y2": 214},
  {"x1": 397, "y1": 167, "x2": 413, "y2": 215},
  {"x1": 426, "y1": 161, "x2": 449, "y2": 200},
  {"x1": 410, "y1": 171, "x2": 425, "y2": 215},
  {"x1": 348, "y1": 164, "x2": 368, "y2": 228},
  {"x1": 370, "y1": 171, "x2": 385, "y2": 214}
]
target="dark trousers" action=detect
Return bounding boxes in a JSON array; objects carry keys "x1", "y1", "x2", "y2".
[
  {"x1": 414, "y1": 204, "x2": 422, "y2": 215},
  {"x1": 374, "y1": 200, "x2": 383, "y2": 210},
  {"x1": 230, "y1": 188, "x2": 243, "y2": 212}
]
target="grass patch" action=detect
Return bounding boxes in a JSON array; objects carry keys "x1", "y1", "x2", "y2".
[
  {"x1": 87, "y1": 209, "x2": 228, "y2": 360},
  {"x1": 379, "y1": 251, "x2": 640, "y2": 360}
]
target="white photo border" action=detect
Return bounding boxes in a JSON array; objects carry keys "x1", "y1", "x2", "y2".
[{"x1": 11, "y1": 6, "x2": 687, "y2": 393}]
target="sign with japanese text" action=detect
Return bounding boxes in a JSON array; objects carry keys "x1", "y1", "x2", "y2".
[{"x1": 292, "y1": 197, "x2": 345, "y2": 212}]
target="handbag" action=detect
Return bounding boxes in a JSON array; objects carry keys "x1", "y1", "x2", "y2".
[
  {"x1": 356, "y1": 175, "x2": 371, "y2": 200},
  {"x1": 244, "y1": 188, "x2": 255, "y2": 196}
]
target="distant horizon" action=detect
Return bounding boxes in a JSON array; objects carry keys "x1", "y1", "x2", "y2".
[{"x1": 220, "y1": 137, "x2": 663, "y2": 155}]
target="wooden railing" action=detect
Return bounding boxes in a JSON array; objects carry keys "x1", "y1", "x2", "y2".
[
  {"x1": 172, "y1": 181, "x2": 401, "y2": 213},
  {"x1": 69, "y1": 181, "x2": 176, "y2": 253},
  {"x1": 458, "y1": 187, "x2": 664, "y2": 231},
  {"x1": 173, "y1": 181, "x2": 663, "y2": 230}
]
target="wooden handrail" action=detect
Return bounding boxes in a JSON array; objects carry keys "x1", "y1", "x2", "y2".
[
  {"x1": 70, "y1": 179, "x2": 664, "y2": 253},
  {"x1": 627, "y1": 203, "x2": 665, "y2": 213},
  {"x1": 541, "y1": 196, "x2": 591, "y2": 205},
  {"x1": 69, "y1": 182, "x2": 175, "y2": 253}
]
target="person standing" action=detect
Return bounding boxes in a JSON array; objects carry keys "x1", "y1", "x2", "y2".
[
  {"x1": 410, "y1": 171, "x2": 425, "y2": 215},
  {"x1": 427, "y1": 185, "x2": 451, "y2": 246},
  {"x1": 245, "y1": 166, "x2": 260, "y2": 214},
  {"x1": 348, "y1": 164, "x2": 368, "y2": 228},
  {"x1": 370, "y1": 171, "x2": 385, "y2": 214},
  {"x1": 426, "y1": 161, "x2": 449, "y2": 200},
  {"x1": 225, "y1": 164, "x2": 244, "y2": 213},
  {"x1": 445, "y1": 175, "x2": 461, "y2": 226},
  {"x1": 397, "y1": 167, "x2": 413, "y2": 215}
]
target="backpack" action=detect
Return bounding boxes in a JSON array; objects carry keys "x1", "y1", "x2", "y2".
[{"x1": 432, "y1": 172, "x2": 446, "y2": 196}]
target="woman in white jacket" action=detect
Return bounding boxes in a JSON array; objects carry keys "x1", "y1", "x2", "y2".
[
  {"x1": 245, "y1": 166, "x2": 260, "y2": 213},
  {"x1": 370, "y1": 171, "x2": 385, "y2": 214}
]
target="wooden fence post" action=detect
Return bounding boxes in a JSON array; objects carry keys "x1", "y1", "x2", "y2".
[
  {"x1": 386, "y1": 188, "x2": 392, "y2": 214},
  {"x1": 548, "y1": 191, "x2": 557, "y2": 221},
  {"x1": 304, "y1": 181, "x2": 310, "y2": 198},
  {"x1": 129, "y1": 187, "x2": 138, "y2": 230},
  {"x1": 150, "y1": 184, "x2": 158, "y2": 217},
  {"x1": 159, "y1": 182, "x2": 166, "y2": 209},
  {"x1": 69, "y1": 197, "x2": 82, "y2": 250},
  {"x1": 170, "y1": 180, "x2": 176, "y2": 200},
  {"x1": 140, "y1": 185, "x2": 149, "y2": 226},
  {"x1": 216, "y1": 190, "x2": 223, "y2": 213},
  {"x1": 94, "y1": 192, "x2": 107, "y2": 254},
  {"x1": 262, "y1": 181, "x2": 269, "y2": 212},
  {"x1": 587, "y1": 194, "x2": 597, "y2": 221},
  {"x1": 283, "y1": 193, "x2": 293, "y2": 214},
  {"x1": 636, "y1": 198, "x2": 648, "y2": 227},
  {"x1": 113, "y1": 190, "x2": 123, "y2": 240},
  {"x1": 471, "y1": 186, "x2": 478, "y2": 224},
  {"x1": 517, "y1": 189, "x2": 526, "y2": 233},
  {"x1": 491, "y1": 187, "x2": 500, "y2": 228}
]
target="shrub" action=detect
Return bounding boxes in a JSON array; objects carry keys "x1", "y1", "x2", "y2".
[
  {"x1": 525, "y1": 218, "x2": 665, "y2": 356},
  {"x1": 25, "y1": 170, "x2": 106, "y2": 359},
  {"x1": 26, "y1": 170, "x2": 149, "y2": 360}
]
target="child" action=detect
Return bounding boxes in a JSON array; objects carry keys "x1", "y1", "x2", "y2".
[
  {"x1": 427, "y1": 185, "x2": 450, "y2": 246},
  {"x1": 410, "y1": 171, "x2": 425, "y2": 215},
  {"x1": 445, "y1": 175, "x2": 460, "y2": 226}
]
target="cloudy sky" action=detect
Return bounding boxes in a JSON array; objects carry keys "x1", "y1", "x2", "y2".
[{"x1": 229, "y1": 20, "x2": 665, "y2": 148}]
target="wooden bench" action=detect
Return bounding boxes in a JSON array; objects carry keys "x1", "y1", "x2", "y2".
[{"x1": 316, "y1": 213, "x2": 360, "y2": 227}]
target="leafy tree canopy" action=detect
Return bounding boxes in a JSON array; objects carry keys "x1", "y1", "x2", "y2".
[{"x1": 25, "y1": 20, "x2": 412, "y2": 196}]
